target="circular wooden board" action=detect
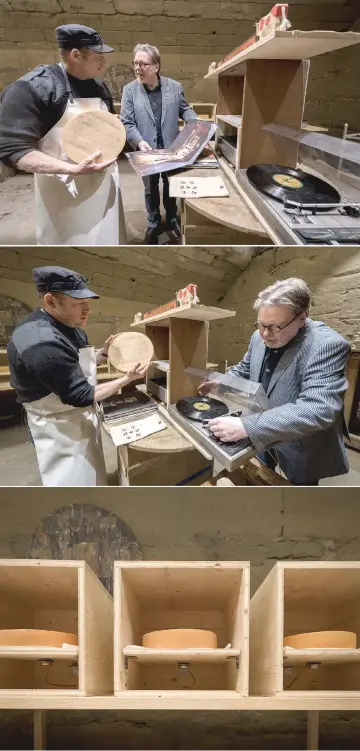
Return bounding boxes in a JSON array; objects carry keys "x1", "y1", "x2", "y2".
[
  {"x1": 283, "y1": 631, "x2": 357, "y2": 649},
  {"x1": 108, "y1": 332, "x2": 154, "y2": 374},
  {"x1": 0, "y1": 629, "x2": 78, "y2": 647},
  {"x1": 142, "y1": 629, "x2": 218, "y2": 649},
  {"x1": 62, "y1": 110, "x2": 126, "y2": 164}
]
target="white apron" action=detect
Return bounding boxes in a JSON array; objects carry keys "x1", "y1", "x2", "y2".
[
  {"x1": 34, "y1": 63, "x2": 127, "y2": 245},
  {"x1": 24, "y1": 345, "x2": 108, "y2": 487}
]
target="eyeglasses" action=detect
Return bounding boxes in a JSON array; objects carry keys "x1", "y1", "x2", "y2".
[
  {"x1": 254, "y1": 314, "x2": 299, "y2": 334},
  {"x1": 132, "y1": 61, "x2": 154, "y2": 69}
]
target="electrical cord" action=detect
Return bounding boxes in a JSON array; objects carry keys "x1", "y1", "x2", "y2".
[
  {"x1": 284, "y1": 666, "x2": 305, "y2": 689},
  {"x1": 45, "y1": 664, "x2": 77, "y2": 689},
  {"x1": 184, "y1": 666, "x2": 196, "y2": 689}
]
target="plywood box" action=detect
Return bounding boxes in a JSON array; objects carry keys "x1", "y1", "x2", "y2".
[
  {"x1": 250, "y1": 562, "x2": 360, "y2": 697},
  {"x1": 114, "y1": 561, "x2": 249, "y2": 698},
  {"x1": 0, "y1": 560, "x2": 113, "y2": 696}
]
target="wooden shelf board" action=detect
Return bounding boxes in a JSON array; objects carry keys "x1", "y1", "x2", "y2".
[
  {"x1": 131, "y1": 304, "x2": 236, "y2": 328},
  {"x1": 123, "y1": 647, "x2": 240, "y2": 664},
  {"x1": 0, "y1": 646, "x2": 78, "y2": 661},
  {"x1": 217, "y1": 114, "x2": 242, "y2": 127},
  {"x1": 206, "y1": 30, "x2": 360, "y2": 79},
  {"x1": 2, "y1": 692, "x2": 360, "y2": 711},
  {"x1": 283, "y1": 647, "x2": 360, "y2": 667}
]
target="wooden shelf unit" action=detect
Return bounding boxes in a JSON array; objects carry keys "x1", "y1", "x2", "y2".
[
  {"x1": 250, "y1": 562, "x2": 360, "y2": 697},
  {"x1": 114, "y1": 561, "x2": 249, "y2": 696},
  {"x1": 0, "y1": 560, "x2": 113, "y2": 696},
  {"x1": 132, "y1": 304, "x2": 235, "y2": 408},
  {"x1": 206, "y1": 29, "x2": 360, "y2": 172}
]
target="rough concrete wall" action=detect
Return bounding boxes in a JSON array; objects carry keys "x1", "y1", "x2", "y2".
[
  {"x1": 209, "y1": 246, "x2": 360, "y2": 369},
  {"x1": 1, "y1": 487, "x2": 360, "y2": 748},
  {"x1": 304, "y1": 16, "x2": 360, "y2": 131},
  {"x1": 0, "y1": 245, "x2": 247, "y2": 345},
  {"x1": 0, "y1": 2, "x2": 359, "y2": 127}
]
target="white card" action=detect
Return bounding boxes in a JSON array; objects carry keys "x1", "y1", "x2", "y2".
[
  {"x1": 169, "y1": 175, "x2": 229, "y2": 198},
  {"x1": 109, "y1": 413, "x2": 167, "y2": 446}
]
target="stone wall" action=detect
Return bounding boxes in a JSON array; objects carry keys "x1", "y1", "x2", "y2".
[
  {"x1": 1, "y1": 486, "x2": 360, "y2": 748},
  {"x1": 0, "y1": 245, "x2": 247, "y2": 345},
  {"x1": 209, "y1": 246, "x2": 360, "y2": 369},
  {"x1": 0, "y1": 2, "x2": 359, "y2": 128}
]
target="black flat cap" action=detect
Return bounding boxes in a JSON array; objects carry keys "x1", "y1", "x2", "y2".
[
  {"x1": 33, "y1": 266, "x2": 100, "y2": 299},
  {"x1": 55, "y1": 24, "x2": 114, "y2": 53}
]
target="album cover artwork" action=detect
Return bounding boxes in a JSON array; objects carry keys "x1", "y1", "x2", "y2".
[{"x1": 126, "y1": 121, "x2": 217, "y2": 177}]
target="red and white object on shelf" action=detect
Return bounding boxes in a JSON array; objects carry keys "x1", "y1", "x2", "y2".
[
  {"x1": 176, "y1": 284, "x2": 200, "y2": 306},
  {"x1": 133, "y1": 284, "x2": 200, "y2": 323},
  {"x1": 256, "y1": 4, "x2": 291, "y2": 40}
]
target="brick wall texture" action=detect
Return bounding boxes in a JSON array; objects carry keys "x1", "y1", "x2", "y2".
[{"x1": 0, "y1": 1, "x2": 359, "y2": 128}]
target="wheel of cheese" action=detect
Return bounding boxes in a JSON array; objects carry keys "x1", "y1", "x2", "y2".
[
  {"x1": 62, "y1": 110, "x2": 126, "y2": 164},
  {"x1": 283, "y1": 631, "x2": 357, "y2": 649},
  {"x1": 0, "y1": 629, "x2": 78, "y2": 647},
  {"x1": 142, "y1": 629, "x2": 218, "y2": 649},
  {"x1": 108, "y1": 332, "x2": 154, "y2": 374}
]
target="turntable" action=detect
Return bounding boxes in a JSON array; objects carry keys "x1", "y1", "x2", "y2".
[
  {"x1": 236, "y1": 162, "x2": 360, "y2": 246},
  {"x1": 168, "y1": 368, "x2": 269, "y2": 472}
]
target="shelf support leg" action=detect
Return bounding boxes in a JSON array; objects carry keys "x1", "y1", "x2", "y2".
[
  {"x1": 34, "y1": 710, "x2": 46, "y2": 751},
  {"x1": 307, "y1": 710, "x2": 320, "y2": 750}
]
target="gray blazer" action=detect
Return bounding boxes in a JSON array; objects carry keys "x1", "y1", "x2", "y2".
[
  {"x1": 227, "y1": 319, "x2": 351, "y2": 484},
  {"x1": 120, "y1": 76, "x2": 197, "y2": 150}
]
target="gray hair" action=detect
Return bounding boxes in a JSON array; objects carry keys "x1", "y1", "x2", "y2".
[
  {"x1": 254, "y1": 278, "x2": 311, "y2": 316},
  {"x1": 133, "y1": 43, "x2": 161, "y2": 67}
]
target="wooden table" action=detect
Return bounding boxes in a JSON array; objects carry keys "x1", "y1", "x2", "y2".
[
  {"x1": 179, "y1": 159, "x2": 271, "y2": 245},
  {"x1": 104, "y1": 413, "x2": 213, "y2": 486}
]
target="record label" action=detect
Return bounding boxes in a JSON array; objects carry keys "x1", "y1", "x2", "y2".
[
  {"x1": 273, "y1": 174, "x2": 303, "y2": 189},
  {"x1": 246, "y1": 164, "x2": 341, "y2": 207},
  {"x1": 176, "y1": 396, "x2": 229, "y2": 422}
]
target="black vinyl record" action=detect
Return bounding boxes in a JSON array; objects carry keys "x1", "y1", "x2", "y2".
[
  {"x1": 176, "y1": 396, "x2": 229, "y2": 422},
  {"x1": 247, "y1": 164, "x2": 341, "y2": 207}
]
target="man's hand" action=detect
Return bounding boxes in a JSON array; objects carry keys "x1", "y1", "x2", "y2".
[
  {"x1": 138, "y1": 140, "x2": 152, "y2": 153},
  {"x1": 122, "y1": 361, "x2": 150, "y2": 385},
  {"x1": 198, "y1": 380, "x2": 219, "y2": 397},
  {"x1": 208, "y1": 416, "x2": 248, "y2": 443},
  {"x1": 102, "y1": 334, "x2": 117, "y2": 357},
  {"x1": 69, "y1": 151, "x2": 116, "y2": 175}
]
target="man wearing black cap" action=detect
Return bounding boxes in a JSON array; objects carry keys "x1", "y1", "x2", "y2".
[
  {"x1": 7, "y1": 266, "x2": 148, "y2": 487},
  {"x1": 0, "y1": 24, "x2": 126, "y2": 245}
]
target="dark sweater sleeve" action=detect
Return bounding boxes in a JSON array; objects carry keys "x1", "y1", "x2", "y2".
[
  {"x1": 24, "y1": 341, "x2": 94, "y2": 408},
  {"x1": 0, "y1": 81, "x2": 45, "y2": 166}
]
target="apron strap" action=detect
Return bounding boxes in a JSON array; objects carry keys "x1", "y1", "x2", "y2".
[{"x1": 58, "y1": 61, "x2": 74, "y2": 104}]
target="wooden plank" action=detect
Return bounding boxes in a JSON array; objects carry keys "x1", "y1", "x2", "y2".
[
  {"x1": 3, "y1": 692, "x2": 360, "y2": 710},
  {"x1": 181, "y1": 165, "x2": 269, "y2": 239},
  {"x1": 284, "y1": 648, "x2": 360, "y2": 667},
  {"x1": 0, "y1": 647, "x2": 78, "y2": 661},
  {"x1": 123, "y1": 647, "x2": 241, "y2": 664},
  {"x1": 307, "y1": 710, "x2": 320, "y2": 751},
  {"x1": 131, "y1": 303, "x2": 236, "y2": 328},
  {"x1": 33, "y1": 710, "x2": 46, "y2": 751},
  {"x1": 169, "y1": 318, "x2": 208, "y2": 404},
  {"x1": 249, "y1": 563, "x2": 283, "y2": 696},
  {"x1": 239, "y1": 59, "x2": 307, "y2": 169},
  {"x1": 217, "y1": 76, "x2": 244, "y2": 115},
  {"x1": 80, "y1": 562, "x2": 114, "y2": 696},
  {"x1": 205, "y1": 30, "x2": 360, "y2": 79}
]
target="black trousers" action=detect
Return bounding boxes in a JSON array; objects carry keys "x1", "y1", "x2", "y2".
[
  {"x1": 257, "y1": 450, "x2": 319, "y2": 486},
  {"x1": 142, "y1": 172, "x2": 178, "y2": 228}
]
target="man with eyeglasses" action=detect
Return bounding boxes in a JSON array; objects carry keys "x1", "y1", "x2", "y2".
[
  {"x1": 7, "y1": 266, "x2": 149, "y2": 487},
  {"x1": 120, "y1": 43, "x2": 197, "y2": 244},
  {"x1": 199, "y1": 277, "x2": 350, "y2": 485},
  {"x1": 0, "y1": 24, "x2": 126, "y2": 245}
]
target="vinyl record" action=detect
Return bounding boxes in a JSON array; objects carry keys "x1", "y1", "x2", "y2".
[
  {"x1": 176, "y1": 396, "x2": 229, "y2": 422},
  {"x1": 247, "y1": 164, "x2": 340, "y2": 207}
]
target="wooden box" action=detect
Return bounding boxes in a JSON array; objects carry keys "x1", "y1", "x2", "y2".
[
  {"x1": 250, "y1": 562, "x2": 360, "y2": 697},
  {"x1": 0, "y1": 560, "x2": 113, "y2": 696},
  {"x1": 114, "y1": 561, "x2": 249, "y2": 698}
]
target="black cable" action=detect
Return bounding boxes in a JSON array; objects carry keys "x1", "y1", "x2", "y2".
[
  {"x1": 184, "y1": 666, "x2": 196, "y2": 689},
  {"x1": 44, "y1": 665, "x2": 77, "y2": 689},
  {"x1": 284, "y1": 666, "x2": 305, "y2": 689}
]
